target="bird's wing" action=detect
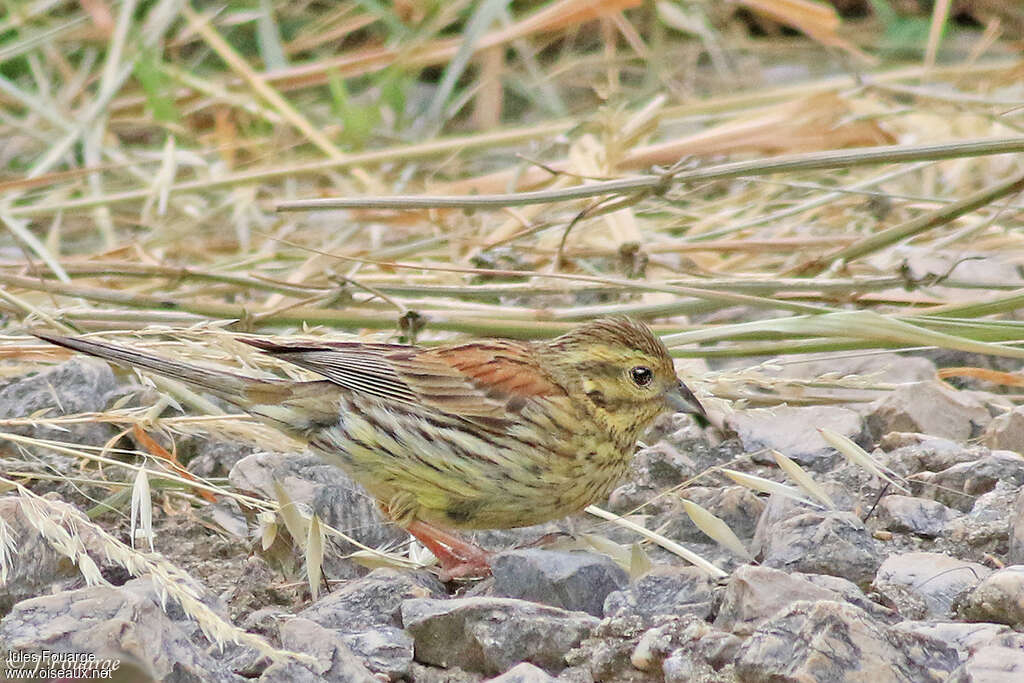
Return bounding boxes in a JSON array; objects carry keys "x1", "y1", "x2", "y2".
[
  {"x1": 396, "y1": 342, "x2": 563, "y2": 418},
  {"x1": 241, "y1": 338, "x2": 564, "y2": 419}
]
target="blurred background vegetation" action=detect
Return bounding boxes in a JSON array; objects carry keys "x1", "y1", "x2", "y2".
[{"x1": 1, "y1": 0, "x2": 1023, "y2": 382}]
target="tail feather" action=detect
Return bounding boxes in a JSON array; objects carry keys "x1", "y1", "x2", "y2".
[{"x1": 32, "y1": 332, "x2": 283, "y2": 408}]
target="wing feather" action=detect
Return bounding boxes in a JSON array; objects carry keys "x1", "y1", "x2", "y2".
[{"x1": 240, "y1": 338, "x2": 564, "y2": 419}]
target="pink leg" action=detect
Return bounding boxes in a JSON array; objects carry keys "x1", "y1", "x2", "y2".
[{"x1": 405, "y1": 519, "x2": 492, "y2": 580}]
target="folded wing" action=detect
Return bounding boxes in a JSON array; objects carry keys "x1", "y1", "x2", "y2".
[{"x1": 241, "y1": 338, "x2": 565, "y2": 420}]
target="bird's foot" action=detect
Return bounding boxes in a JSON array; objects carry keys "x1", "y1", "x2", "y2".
[{"x1": 405, "y1": 519, "x2": 492, "y2": 581}]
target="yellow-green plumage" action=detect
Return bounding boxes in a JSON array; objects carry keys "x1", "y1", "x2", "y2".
[{"x1": 35, "y1": 318, "x2": 705, "y2": 573}]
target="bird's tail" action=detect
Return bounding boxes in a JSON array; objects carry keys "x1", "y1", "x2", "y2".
[{"x1": 32, "y1": 332, "x2": 293, "y2": 410}]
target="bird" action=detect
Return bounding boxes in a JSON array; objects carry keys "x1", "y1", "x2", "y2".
[{"x1": 34, "y1": 318, "x2": 705, "y2": 578}]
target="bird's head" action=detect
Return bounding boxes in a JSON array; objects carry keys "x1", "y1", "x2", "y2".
[{"x1": 542, "y1": 317, "x2": 706, "y2": 441}]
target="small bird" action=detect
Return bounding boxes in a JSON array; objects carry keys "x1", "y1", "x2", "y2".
[{"x1": 35, "y1": 318, "x2": 704, "y2": 578}]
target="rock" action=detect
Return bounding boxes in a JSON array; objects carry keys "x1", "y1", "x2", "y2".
[
  {"x1": 408, "y1": 663, "x2": 483, "y2": 682},
  {"x1": 0, "y1": 582, "x2": 248, "y2": 682},
  {"x1": 866, "y1": 382, "x2": 991, "y2": 442},
  {"x1": 230, "y1": 452, "x2": 406, "y2": 551},
  {"x1": 490, "y1": 549, "x2": 628, "y2": 617},
  {"x1": 959, "y1": 565, "x2": 1024, "y2": 627},
  {"x1": 1010, "y1": 487, "x2": 1024, "y2": 564},
  {"x1": 299, "y1": 568, "x2": 444, "y2": 678},
  {"x1": 671, "y1": 485, "x2": 764, "y2": 542},
  {"x1": 487, "y1": 662, "x2": 557, "y2": 682},
  {"x1": 772, "y1": 351, "x2": 936, "y2": 385},
  {"x1": 259, "y1": 661, "x2": 325, "y2": 683},
  {"x1": 198, "y1": 497, "x2": 249, "y2": 538},
  {"x1": 0, "y1": 357, "x2": 117, "y2": 422},
  {"x1": 946, "y1": 645, "x2": 1024, "y2": 683},
  {"x1": 0, "y1": 496, "x2": 84, "y2": 615},
  {"x1": 628, "y1": 440, "x2": 699, "y2": 488},
  {"x1": 873, "y1": 552, "x2": 992, "y2": 620},
  {"x1": 0, "y1": 358, "x2": 117, "y2": 449},
  {"x1": 725, "y1": 405, "x2": 864, "y2": 467},
  {"x1": 559, "y1": 616, "x2": 647, "y2": 682},
  {"x1": 631, "y1": 616, "x2": 741, "y2": 682},
  {"x1": 945, "y1": 480, "x2": 1018, "y2": 554},
  {"x1": 274, "y1": 618, "x2": 376, "y2": 683},
  {"x1": 609, "y1": 429, "x2": 722, "y2": 512},
  {"x1": 913, "y1": 451, "x2": 1024, "y2": 512},
  {"x1": 339, "y1": 627, "x2": 413, "y2": 680},
  {"x1": 603, "y1": 566, "x2": 714, "y2": 622},
  {"x1": 715, "y1": 564, "x2": 894, "y2": 635},
  {"x1": 220, "y1": 556, "x2": 296, "y2": 628},
  {"x1": 982, "y1": 406, "x2": 1024, "y2": 453},
  {"x1": 188, "y1": 439, "x2": 259, "y2": 479},
  {"x1": 894, "y1": 621, "x2": 1011, "y2": 660},
  {"x1": 878, "y1": 495, "x2": 959, "y2": 537},
  {"x1": 401, "y1": 597, "x2": 598, "y2": 675},
  {"x1": 735, "y1": 600, "x2": 960, "y2": 683},
  {"x1": 878, "y1": 433, "x2": 988, "y2": 477},
  {"x1": 242, "y1": 606, "x2": 292, "y2": 637},
  {"x1": 300, "y1": 568, "x2": 444, "y2": 630},
  {"x1": 754, "y1": 507, "x2": 881, "y2": 587}
]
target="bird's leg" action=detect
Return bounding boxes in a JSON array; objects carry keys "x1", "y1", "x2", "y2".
[
  {"x1": 405, "y1": 519, "x2": 492, "y2": 580},
  {"x1": 381, "y1": 494, "x2": 491, "y2": 579}
]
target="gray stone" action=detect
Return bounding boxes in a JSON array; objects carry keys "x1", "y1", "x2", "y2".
[
  {"x1": 561, "y1": 614, "x2": 652, "y2": 681},
  {"x1": 873, "y1": 552, "x2": 991, "y2": 620},
  {"x1": 0, "y1": 496, "x2": 84, "y2": 616},
  {"x1": 408, "y1": 663, "x2": 483, "y2": 682},
  {"x1": 401, "y1": 597, "x2": 598, "y2": 675},
  {"x1": 1010, "y1": 487, "x2": 1024, "y2": 564},
  {"x1": 0, "y1": 582, "x2": 247, "y2": 682},
  {"x1": 671, "y1": 485, "x2": 764, "y2": 541},
  {"x1": 603, "y1": 565, "x2": 714, "y2": 622},
  {"x1": 486, "y1": 662, "x2": 557, "y2": 682},
  {"x1": 188, "y1": 439, "x2": 259, "y2": 478},
  {"x1": 339, "y1": 626, "x2": 413, "y2": 680},
  {"x1": 982, "y1": 406, "x2": 1024, "y2": 453},
  {"x1": 0, "y1": 358, "x2": 117, "y2": 450},
  {"x1": 627, "y1": 440, "x2": 699, "y2": 488},
  {"x1": 715, "y1": 564, "x2": 894, "y2": 635},
  {"x1": 300, "y1": 568, "x2": 444, "y2": 631},
  {"x1": 878, "y1": 495, "x2": 958, "y2": 537},
  {"x1": 298, "y1": 568, "x2": 443, "y2": 678},
  {"x1": 959, "y1": 565, "x2": 1024, "y2": 627},
  {"x1": 735, "y1": 600, "x2": 960, "y2": 683},
  {"x1": 878, "y1": 433, "x2": 988, "y2": 477},
  {"x1": 893, "y1": 621, "x2": 1011, "y2": 659},
  {"x1": 754, "y1": 508, "x2": 882, "y2": 587},
  {"x1": 0, "y1": 357, "x2": 117, "y2": 422},
  {"x1": 276, "y1": 618, "x2": 376, "y2": 683},
  {"x1": 913, "y1": 451, "x2": 1024, "y2": 512},
  {"x1": 946, "y1": 645, "x2": 1024, "y2": 683},
  {"x1": 866, "y1": 381, "x2": 991, "y2": 442},
  {"x1": 726, "y1": 405, "x2": 864, "y2": 467},
  {"x1": 631, "y1": 616, "x2": 741, "y2": 681},
  {"x1": 944, "y1": 480, "x2": 1018, "y2": 555},
  {"x1": 230, "y1": 452, "x2": 406, "y2": 551},
  {"x1": 260, "y1": 661, "x2": 326, "y2": 683},
  {"x1": 772, "y1": 351, "x2": 936, "y2": 385},
  {"x1": 490, "y1": 549, "x2": 627, "y2": 617}
]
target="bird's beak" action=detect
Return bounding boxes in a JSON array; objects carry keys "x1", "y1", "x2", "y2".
[{"x1": 665, "y1": 380, "x2": 707, "y2": 423}]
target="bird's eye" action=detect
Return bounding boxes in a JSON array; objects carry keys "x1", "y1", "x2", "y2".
[{"x1": 630, "y1": 366, "x2": 653, "y2": 387}]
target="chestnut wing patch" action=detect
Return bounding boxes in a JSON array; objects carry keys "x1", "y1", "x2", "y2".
[
  {"x1": 241, "y1": 338, "x2": 563, "y2": 419},
  {"x1": 390, "y1": 342, "x2": 563, "y2": 418}
]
